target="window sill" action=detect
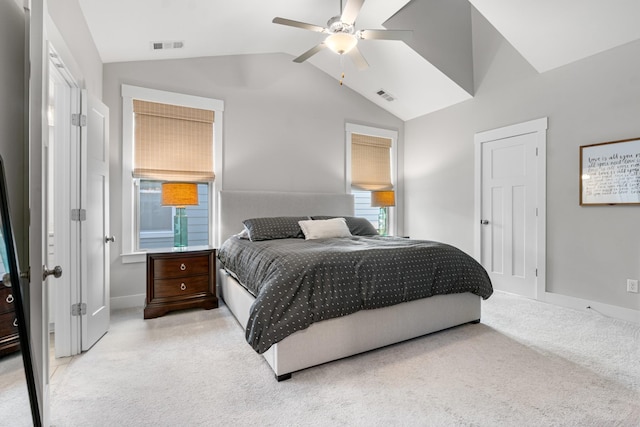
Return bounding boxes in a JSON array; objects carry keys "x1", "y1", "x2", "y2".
[{"x1": 120, "y1": 252, "x2": 147, "y2": 264}]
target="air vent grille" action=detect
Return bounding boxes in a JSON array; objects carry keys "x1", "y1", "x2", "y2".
[
  {"x1": 376, "y1": 89, "x2": 396, "y2": 102},
  {"x1": 151, "y1": 41, "x2": 185, "y2": 51}
]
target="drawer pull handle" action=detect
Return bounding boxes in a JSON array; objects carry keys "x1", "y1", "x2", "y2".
[
  {"x1": 180, "y1": 283, "x2": 187, "y2": 291},
  {"x1": 13, "y1": 318, "x2": 18, "y2": 327},
  {"x1": 6, "y1": 294, "x2": 13, "y2": 304},
  {"x1": 180, "y1": 263, "x2": 187, "y2": 271}
]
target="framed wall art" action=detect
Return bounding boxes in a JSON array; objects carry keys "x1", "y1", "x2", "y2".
[{"x1": 580, "y1": 137, "x2": 640, "y2": 205}]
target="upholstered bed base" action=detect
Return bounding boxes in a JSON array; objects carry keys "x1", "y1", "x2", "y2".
[
  {"x1": 216, "y1": 190, "x2": 482, "y2": 380},
  {"x1": 219, "y1": 269, "x2": 480, "y2": 380}
]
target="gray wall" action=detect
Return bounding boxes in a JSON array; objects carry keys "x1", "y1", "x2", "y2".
[
  {"x1": 405, "y1": 9, "x2": 640, "y2": 312},
  {"x1": 103, "y1": 54, "x2": 404, "y2": 301},
  {"x1": 48, "y1": 0, "x2": 103, "y2": 97},
  {"x1": 0, "y1": 0, "x2": 27, "y2": 264}
]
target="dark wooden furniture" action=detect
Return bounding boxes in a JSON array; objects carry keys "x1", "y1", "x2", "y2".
[
  {"x1": 144, "y1": 247, "x2": 218, "y2": 319},
  {"x1": 0, "y1": 283, "x2": 20, "y2": 356}
]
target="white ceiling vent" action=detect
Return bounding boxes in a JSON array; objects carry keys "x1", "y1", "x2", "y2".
[
  {"x1": 151, "y1": 41, "x2": 185, "y2": 51},
  {"x1": 376, "y1": 89, "x2": 396, "y2": 102}
]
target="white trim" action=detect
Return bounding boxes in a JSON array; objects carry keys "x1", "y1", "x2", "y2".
[
  {"x1": 120, "y1": 85, "x2": 224, "y2": 261},
  {"x1": 121, "y1": 252, "x2": 147, "y2": 264},
  {"x1": 474, "y1": 117, "x2": 548, "y2": 143},
  {"x1": 542, "y1": 291, "x2": 640, "y2": 325},
  {"x1": 474, "y1": 117, "x2": 548, "y2": 299},
  {"x1": 48, "y1": 47, "x2": 82, "y2": 358},
  {"x1": 345, "y1": 123, "x2": 399, "y2": 236},
  {"x1": 121, "y1": 84, "x2": 224, "y2": 111}
]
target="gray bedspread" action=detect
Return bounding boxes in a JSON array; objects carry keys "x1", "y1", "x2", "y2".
[{"x1": 218, "y1": 236, "x2": 493, "y2": 354}]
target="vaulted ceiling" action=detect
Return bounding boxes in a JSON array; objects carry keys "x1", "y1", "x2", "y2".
[{"x1": 78, "y1": 0, "x2": 640, "y2": 121}]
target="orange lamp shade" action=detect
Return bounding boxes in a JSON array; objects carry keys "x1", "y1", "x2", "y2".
[
  {"x1": 161, "y1": 182, "x2": 199, "y2": 207},
  {"x1": 371, "y1": 190, "x2": 395, "y2": 207}
]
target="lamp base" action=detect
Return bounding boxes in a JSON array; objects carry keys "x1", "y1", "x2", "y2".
[
  {"x1": 377, "y1": 207, "x2": 388, "y2": 236},
  {"x1": 173, "y1": 207, "x2": 188, "y2": 248}
]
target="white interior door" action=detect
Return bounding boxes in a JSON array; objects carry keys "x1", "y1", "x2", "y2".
[
  {"x1": 28, "y1": 0, "x2": 51, "y2": 423},
  {"x1": 475, "y1": 118, "x2": 547, "y2": 300},
  {"x1": 481, "y1": 135, "x2": 537, "y2": 298},
  {"x1": 80, "y1": 91, "x2": 110, "y2": 350}
]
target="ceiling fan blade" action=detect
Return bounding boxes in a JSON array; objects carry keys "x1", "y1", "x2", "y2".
[
  {"x1": 340, "y1": 0, "x2": 364, "y2": 25},
  {"x1": 359, "y1": 29, "x2": 412, "y2": 42},
  {"x1": 347, "y1": 45, "x2": 369, "y2": 70},
  {"x1": 273, "y1": 17, "x2": 325, "y2": 33},
  {"x1": 293, "y1": 43, "x2": 327, "y2": 63}
]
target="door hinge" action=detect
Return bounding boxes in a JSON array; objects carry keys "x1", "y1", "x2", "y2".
[
  {"x1": 535, "y1": 268, "x2": 538, "y2": 277},
  {"x1": 71, "y1": 303, "x2": 87, "y2": 316},
  {"x1": 71, "y1": 113, "x2": 86, "y2": 127},
  {"x1": 71, "y1": 208, "x2": 86, "y2": 221}
]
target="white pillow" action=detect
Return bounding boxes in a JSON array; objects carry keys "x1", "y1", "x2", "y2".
[
  {"x1": 298, "y1": 218, "x2": 352, "y2": 240},
  {"x1": 234, "y1": 228, "x2": 250, "y2": 239}
]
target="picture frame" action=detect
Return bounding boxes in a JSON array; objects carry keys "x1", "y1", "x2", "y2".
[{"x1": 580, "y1": 137, "x2": 640, "y2": 205}]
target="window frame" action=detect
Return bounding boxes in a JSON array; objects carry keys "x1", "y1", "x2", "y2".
[
  {"x1": 121, "y1": 85, "x2": 224, "y2": 263},
  {"x1": 345, "y1": 123, "x2": 398, "y2": 236}
]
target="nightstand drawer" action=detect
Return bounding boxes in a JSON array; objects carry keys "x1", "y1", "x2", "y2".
[
  {"x1": 154, "y1": 275, "x2": 210, "y2": 299},
  {"x1": 153, "y1": 255, "x2": 209, "y2": 279},
  {"x1": 0, "y1": 311, "x2": 18, "y2": 337},
  {"x1": 0, "y1": 287, "x2": 15, "y2": 315}
]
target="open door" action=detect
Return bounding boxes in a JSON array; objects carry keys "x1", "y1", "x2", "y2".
[
  {"x1": 80, "y1": 91, "x2": 110, "y2": 350},
  {"x1": 28, "y1": 0, "x2": 53, "y2": 423}
]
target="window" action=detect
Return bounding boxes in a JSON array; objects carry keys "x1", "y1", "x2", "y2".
[
  {"x1": 121, "y1": 85, "x2": 224, "y2": 262},
  {"x1": 138, "y1": 180, "x2": 209, "y2": 249},
  {"x1": 346, "y1": 124, "x2": 397, "y2": 235},
  {"x1": 351, "y1": 190, "x2": 380, "y2": 229}
]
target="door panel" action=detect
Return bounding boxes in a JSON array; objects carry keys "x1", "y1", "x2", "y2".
[
  {"x1": 512, "y1": 185, "x2": 527, "y2": 278},
  {"x1": 490, "y1": 186, "x2": 503, "y2": 273},
  {"x1": 81, "y1": 91, "x2": 110, "y2": 351},
  {"x1": 481, "y1": 133, "x2": 537, "y2": 298},
  {"x1": 28, "y1": 0, "x2": 50, "y2": 423}
]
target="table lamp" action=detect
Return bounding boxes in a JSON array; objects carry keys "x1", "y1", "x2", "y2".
[
  {"x1": 161, "y1": 182, "x2": 199, "y2": 248},
  {"x1": 371, "y1": 190, "x2": 395, "y2": 236}
]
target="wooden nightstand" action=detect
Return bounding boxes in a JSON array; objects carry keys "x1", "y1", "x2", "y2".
[
  {"x1": 144, "y1": 247, "x2": 218, "y2": 319},
  {"x1": 0, "y1": 284, "x2": 20, "y2": 356}
]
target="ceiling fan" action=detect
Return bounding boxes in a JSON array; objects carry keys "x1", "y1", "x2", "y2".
[{"x1": 273, "y1": 0, "x2": 411, "y2": 70}]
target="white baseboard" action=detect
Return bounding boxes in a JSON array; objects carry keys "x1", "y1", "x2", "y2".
[
  {"x1": 543, "y1": 291, "x2": 640, "y2": 324},
  {"x1": 110, "y1": 293, "x2": 145, "y2": 311},
  {"x1": 107, "y1": 291, "x2": 639, "y2": 324}
]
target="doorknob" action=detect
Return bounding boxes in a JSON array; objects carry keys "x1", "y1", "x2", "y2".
[
  {"x1": 105, "y1": 235, "x2": 115, "y2": 243},
  {"x1": 43, "y1": 265, "x2": 63, "y2": 281},
  {"x1": 480, "y1": 220, "x2": 490, "y2": 225}
]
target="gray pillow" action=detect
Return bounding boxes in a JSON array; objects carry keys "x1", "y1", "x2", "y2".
[
  {"x1": 311, "y1": 216, "x2": 379, "y2": 236},
  {"x1": 242, "y1": 216, "x2": 309, "y2": 241}
]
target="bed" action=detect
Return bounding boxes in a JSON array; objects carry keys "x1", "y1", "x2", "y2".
[{"x1": 217, "y1": 190, "x2": 492, "y2": 381}]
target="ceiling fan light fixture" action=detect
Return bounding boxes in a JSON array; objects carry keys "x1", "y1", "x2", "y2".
[{"x1": 325, "y1": 32, "x2": 357, "y2": 55}]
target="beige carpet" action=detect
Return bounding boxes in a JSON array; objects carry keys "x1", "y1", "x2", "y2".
[
  {"x1": 45, "y1": 292, "x2": 639, "y2": 426},
  {"x1": 0, "y1": 351, "x2": 31, "y2": 424}
]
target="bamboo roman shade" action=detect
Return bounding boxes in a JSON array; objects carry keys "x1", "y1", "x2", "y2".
[
  {"x1": 351, "y1": 133, "x2": 393, "y2": 191},
  {"x1": 133, "y1": 100, "x2": 215, "y2": 182}
]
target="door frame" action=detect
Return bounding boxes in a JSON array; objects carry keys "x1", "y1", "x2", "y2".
[
  {"x1": 48, "y1": 47, "x2": 82, "y2": 358},
  {"x1": 474, "y1": 117, "x2": 547, "y2": 299}
]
